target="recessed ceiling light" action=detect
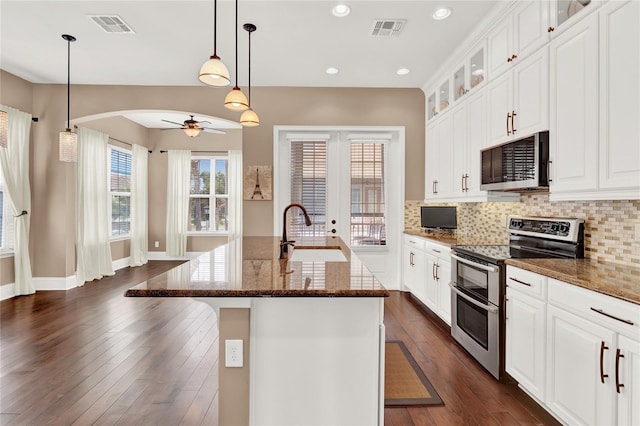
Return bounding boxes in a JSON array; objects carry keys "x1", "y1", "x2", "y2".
[
  {"x1": 332, "y1": 4, "x2": 351, "y2": 17},
  {"x1": 432, "y1": 7, "x2": 452, "y2": 20},
  {"x1": 326, "y1": 67, "x2": 340, "y2": 75},
  {"x1": 396, "y1": 68, "x2": 410, "y2": 75}
]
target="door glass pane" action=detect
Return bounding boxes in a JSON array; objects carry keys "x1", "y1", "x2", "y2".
[
  {"x1": 350, "y1": 142, "x2": 385, "y2": 246},
  {"x1": 439, "y1": 80, "x2": 450, "y2": 111},
  {"x1": 470, "y1": 48, "x2": 485, "y2": 89},
  {"x1": 428, "y1": 92, "x2": 436, "y2": 119},
  {"x1": 457, "y1": 296, "x2": 489, "y2": 349},
  {"x1": 290, "y1": 141, "x2": 327, "y2": 237},
  {"x1": 454, "y1": 65, "x2": 466, "y2": 100},
  {"x1": 557, "y1": 0, "x2": 591, "y2": 27}
]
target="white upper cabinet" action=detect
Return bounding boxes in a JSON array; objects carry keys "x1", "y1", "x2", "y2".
[
  {"x1": 487, "y1": 46, "x2": 549, "y2": 147},
  {"x1": 488, "y1": 1, "x2": 550, "y2": 79},
  {"x1": 598, "y1": 0, "x2": 640, "y2": 193},
  {"x1": 425, "y1": 112, "x2": 455, "y2": 200},
  {"x1": 549, "y1": 13, "x2": 599, "y2": 194},
  {"x1": 550, "y1": 2, "x2": 640, "y2": 200}
]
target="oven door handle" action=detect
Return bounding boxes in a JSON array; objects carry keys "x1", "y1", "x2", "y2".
[
  {"x1": 449, "y1": 283, "x2": 499, "y2": 314},
  {"x1": 450, "y1": 253, "x2": 499, "y2": 273}
]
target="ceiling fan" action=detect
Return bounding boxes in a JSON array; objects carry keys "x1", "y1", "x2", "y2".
[{"x1": 160, "y1": 115, "x2": 226, "y2": 138}]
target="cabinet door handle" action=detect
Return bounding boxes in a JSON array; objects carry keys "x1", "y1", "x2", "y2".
[
  {"x1": 511, "y1": 110, "x2": 517, "y2": 133},
  {"x1": 432, "y1": 263, "x2": 437, "y2": 280},
  {"x1": 600, "y1": 341, "x2": 609, "y2": 383},
  {"x1": 409, "y1": 252, "x2": 414, "y2": 267},
  {"x1": 547, "y1": 26, "x2": 555, "y2": 32},
  {"x1": 464, "y1": 174, "x2": 469, "y2": 191},
  {"x1": 435, "y1": 263, "x2": 440, "y2": 280},
  {"x1": 434, "y1": 180, "x2": 438, "y2": 194},
  {"x1": 432, "y1": 249, "x2": 441, "y2": 254},
  {"x1": 511, "y1": 54, "x2": 518, "y2": 60},
  {"x1": 461, "y1": 174, "x2": 466, "y2": 192},
  {"x1": 590, "y1": 307, "x2": 635, "y2": 326},
  {"x1": 507, "y1": 56, "x2": 512, "y2": 63},
  {"x1": 506, "y1": 112, "x2": 511, "y2": 135},
  {"x1": 616, "y1": 349, "x2": 625, "y2": 394},
  {"x1": 509, "y1": 277, "x2": 532, "y2": 287},
  {"x1": 548, "y1": 159, "x2": 553, "y2": 183}
]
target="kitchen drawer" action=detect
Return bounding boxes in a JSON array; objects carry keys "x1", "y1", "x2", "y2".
[
  {"x1": 424, "y1": 241, "x2": 450, "y2": 261},
  {"x1": 506, "y1": 266, "x2": 547, "y2": 300},
  {"x1": 404, "y1": 234, "x2": 426, "y2": 252},
  {"x1": 548, "y1": 278, "x2": 640, "y2": 340}
]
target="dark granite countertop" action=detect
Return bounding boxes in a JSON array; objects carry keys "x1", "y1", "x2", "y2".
[
  {"x1": 125, "y1": 236, "x2": 389, "y2": 298},
  {"x1": 505, "y1": 258, "x2": 640, "y2": 305}
]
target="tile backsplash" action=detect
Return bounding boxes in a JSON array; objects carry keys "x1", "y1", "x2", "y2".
[{"x1": 404, "y1": 194, "x2": 640, "y2": 267}]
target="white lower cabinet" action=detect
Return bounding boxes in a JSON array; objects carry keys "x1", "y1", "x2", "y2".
[
  {"x1": 506, "y1": 288, "x2": 546, "y2": 402},
  {"x1": 546, "y1": 304, "x2": 617, "y2": 425},
  {"x1": 506, "y1": 266, "x2": 640, "y2": 425},
  {"x1": 402, "y1": 234, "x2": 452, "y2": 326},
  {"x1": 617, "y1": 335, "x2": 640, "y2": 426}
]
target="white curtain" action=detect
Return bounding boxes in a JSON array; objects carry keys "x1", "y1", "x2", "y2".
[
  {"x1": 76, "y1": 126, "x2": 114, "y2": 285},
  {"x1": 0, "y1": 105, "x2": 34, "y2": 296},
  {"x1": 228, "y1": 149, "x2": 243, "y2": 241},
  {"x1": 130, "y1": 144, "x2": 148, "y2": 266},
  {"x1": 166, "y1": 149, "x2": 190, "y2": 257}
]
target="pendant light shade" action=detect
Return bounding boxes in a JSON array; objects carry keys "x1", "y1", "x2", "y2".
[
  {"x1": 224, "y1": 87, "x2": 249, "y2": 111},
  {"x1": 241, "y1": 23, "x2": 259, "y2": 127},
  {"x1": 0, "y1": 110, "x2": 8, "y2": 148},
  {"x1": 199, "y1": 0, "x2": 230, "y2": 86},
  {"x1": 59, "y1": 34, "x2": 77, "y2": 162},
  {"x1": 240, "y1": 108, "x2": 259, "y2": 127},
  {"x1": 224, "y1": 0, "x2": 248, "y2": 111}
]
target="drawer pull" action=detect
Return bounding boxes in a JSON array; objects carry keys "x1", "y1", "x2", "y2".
[
  {"x1": 600, "y1": 341, "x2": 609, "y2": 383},
  {"x1": 509, "y1": 277, "x2": 532, "y2": 287},
  {"x1": 432, "y1": 249, "x2": 441, "y2": 254},
  {"x1": 616, "y1": 349, "x2": 625, "y2": 394},
  {"x1": 590, "y1": 307, "x2": 635, "y2": 326}
]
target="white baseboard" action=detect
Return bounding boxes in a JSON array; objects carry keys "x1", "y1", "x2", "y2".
[
  {"x1": 0, "y1": 283, "x2": 15, "y2": 301},
  {"x1": 33, "y1": 275, "x2": 78, "y2": 291},
  {"x1": 112, "y1": 256, "x2": 131, "y2": 271}
]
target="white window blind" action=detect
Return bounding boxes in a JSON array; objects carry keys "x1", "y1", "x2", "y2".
[
  {"x1": 189, "y1": 157, "x2": 229, "y2": 233},
  {"x1": 109, "y1": 146, "x2": 132, "y2": 238},
  {"x1": 290, "y1": 141, "x2": 327, "y2": 237},
  {"x1": 350, "y1": 142, "x2": 386, "y2": 246}
]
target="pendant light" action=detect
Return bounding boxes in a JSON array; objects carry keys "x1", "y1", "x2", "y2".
[
  {"x1": 0, "y1": 110, "x2": 7, "y2": 148},
  {"x1": 224, "y1": 0, "x2": 249, "y2": 111},
  {"x1": 240, "y1": 23, "x2": 259, "y2": 127},
  {"x1": 199, "y1": 0, "x2": 231, "y2": 86},
  {"x1": 59, "y1": 34, "x2": 77, "y2": 162}
]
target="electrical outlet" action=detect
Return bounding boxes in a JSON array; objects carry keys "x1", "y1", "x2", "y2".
[
  {"x1": 225, "y1": 339, "x2": 243, "y2": 368},
  {"x1": 154, "y1": 241, "x2": 159, "y2": 248}
]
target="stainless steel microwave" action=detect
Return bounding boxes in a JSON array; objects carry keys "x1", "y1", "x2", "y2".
[{"x1": 480, "y1": 131, "x2": 549, "y2": 191}]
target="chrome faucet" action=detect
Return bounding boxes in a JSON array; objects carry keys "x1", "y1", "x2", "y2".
[{"x1": 280, "y1": 203, "x2": 312, "y2": 259}]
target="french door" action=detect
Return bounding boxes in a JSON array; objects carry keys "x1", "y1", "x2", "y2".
[{"x1": 274, "y1": 126, "x2": 404, "y2": 289}]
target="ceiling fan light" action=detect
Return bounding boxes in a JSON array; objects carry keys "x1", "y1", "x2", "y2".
[
  {"x1": 224, "y1": 86, "x2": 249, "y2": 111},
  {"x1": 184, "y1": 127, "x2": 203, "y2": 138},
  {"x1": 59, "y1": 129, "x2": 77, "y2": 162},
  {"x1": 240, "y1": 108, "x2": 260, "y2": 127},
  {"x1": 199, "y1": 55, "x2": 231, "y2": 86},
  {"x1": 0, "y1": 110, "x2": 8, "y2": 148}
]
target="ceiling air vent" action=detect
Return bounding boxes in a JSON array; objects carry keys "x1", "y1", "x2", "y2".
[
  {"x1": 89, "y1": 15, "x2": 135, "y2": 34},
  {"x1": 370, "y1": 19, "x2": 406, "y2": 37}
]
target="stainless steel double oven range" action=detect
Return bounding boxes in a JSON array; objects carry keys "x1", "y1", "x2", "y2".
[{"x1": 449, "y1": 216, "x2": 585, "y2": 380}]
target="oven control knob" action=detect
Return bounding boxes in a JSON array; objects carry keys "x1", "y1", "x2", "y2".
[
  {"x1": 559, "y1": 224, "x2": 569, "y2": 234},
  {"x1": 550, "y1": 223, "x2": 559, "y2": 233}
]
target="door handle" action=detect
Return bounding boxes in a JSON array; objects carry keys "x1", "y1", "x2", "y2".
[
  {"x1": 616, "y1": 349, "x2": 625, "y2": 394},
  {"x1": 464, "y1": 174, "x2": 469, "y2": 191},
  {"x1": 451, "y1": 253, "x2": 498, "y2": 273},
  {"x1": 506, "y1": 112, "x2": 511, "y2": 135},
  {"x1": 434, "y1": 180, "x2": 438, "y2": 194},
  {"x1": 432, "y1": 263, "x2": 437, "y2": 280},
  {"x1": 511, "y1": 110, "x2": 517, "y2": 134},
  {"x1": 434, "y1": 263, "x2": 440, "y2": 280},
  {"x1": 409, "y1": 252, "x2": 414, "y2": 267},
  {"x1": 600, "y1": 341, "x2": 609, "y2": 383},
  {"x1": 461, "y1": 174, "x2": 465, "y2": 192},
  {"x1": 449, "y1": 283, "x2": 499, "y2": 313}
]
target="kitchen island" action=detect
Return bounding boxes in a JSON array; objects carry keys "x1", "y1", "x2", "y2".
[{"x1": 126, "y1": 236, "x2": 388, "y2": 426}]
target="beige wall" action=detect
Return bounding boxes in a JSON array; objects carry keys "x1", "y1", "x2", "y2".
[{"x1": 2, "y1": 70, "x2": 426, "y2": 279}]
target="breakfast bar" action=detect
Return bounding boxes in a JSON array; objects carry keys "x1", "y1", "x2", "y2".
[{"x1": 126, "y1": 236, "x2": 389, "y2": 426}]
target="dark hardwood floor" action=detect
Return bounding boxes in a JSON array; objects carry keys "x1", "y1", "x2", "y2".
[{"x1": 0, "y1": 263, "x2": 559, "y2": 425}]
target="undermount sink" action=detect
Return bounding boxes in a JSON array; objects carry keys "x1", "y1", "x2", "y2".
[{"x1": 289, "y1": 248, "x2": 347, "y2": 262}]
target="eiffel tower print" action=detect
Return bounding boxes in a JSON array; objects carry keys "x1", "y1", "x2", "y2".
[{"x1": 251, "y1": 168, "x2": 264, "y2": 199}]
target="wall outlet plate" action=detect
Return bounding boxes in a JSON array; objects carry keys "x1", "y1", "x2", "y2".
[{"x1": 225, "y1": 339, "x2": 243, "y2": 368}]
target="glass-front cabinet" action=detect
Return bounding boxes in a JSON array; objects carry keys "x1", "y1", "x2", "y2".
[
  {"x1": 427, "y1": 92, "x2": 437, "y2": 120},
  {"x1": 453, "y1": 65, "x2": 466, "y2": 101},
  {"x1": 551, "y1": 0, "x2": 599, "y2": 33},
  {"x1": 439, "y1": 79, "x2": 450, "y2": 113},
  {"x1": 469, "y1": 46, "x2": 486, "y2": 89}
]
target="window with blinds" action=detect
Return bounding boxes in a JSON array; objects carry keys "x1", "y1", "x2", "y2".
[
  {"x1": 109, "y1": 146, "x2": 132, "y2": 238},
  {"x1": 290, "y1": 141, "x2": 327, "y2": 237},
  {"x1": 350, "y1": 142, "x2": 386, "y2": 246}
]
